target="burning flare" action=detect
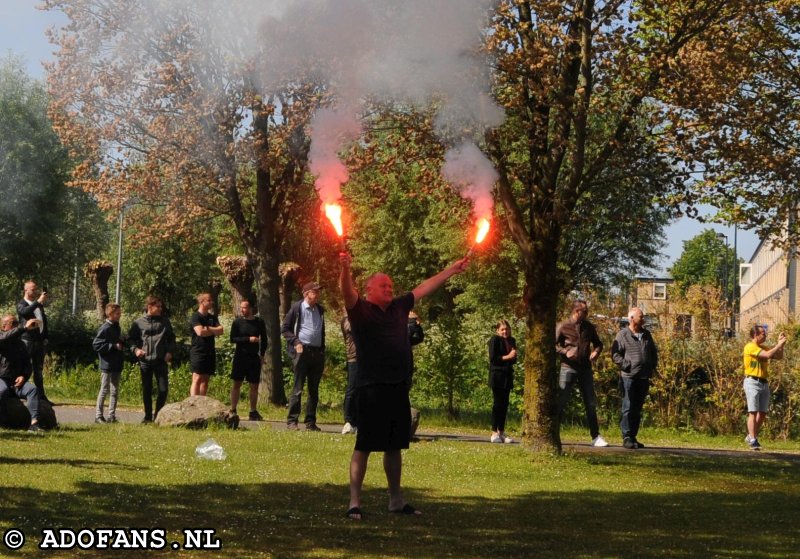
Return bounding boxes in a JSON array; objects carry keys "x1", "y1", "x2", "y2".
[
  {"x1": 475, "y1": 217, "x2": 490, "y2": 244},
  {"x1": 324, "y1": 203, "x2": 344, "y2": 237}
]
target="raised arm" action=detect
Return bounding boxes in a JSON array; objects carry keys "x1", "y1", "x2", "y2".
[
  {"x1": 339, "y1": 252, "x2": 359, "y2": 310},
  {"x1": 411, "y1": 258, "x2": 469, "y2": 302}
]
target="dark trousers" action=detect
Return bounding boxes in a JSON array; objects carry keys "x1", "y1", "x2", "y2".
[
  {"x1": 558, "y1": 366, "x2": 600, "y2": 439},
  {"x1": 140, "y1": 361, "x2": 169, "y2": 420},
  {"x1": 22, "y1": 339, "x2": 47, "y2": 400},
  {"x1": 620, "y1": 376, "x2": 650, "y2": 441},
  {"x1": 287, "y1": 346, "x2": 324, "y2": 425},
  {"x1": 343, "y1": 361, "x2": 358, "y2": 425},
  {"x1": 0, "y1": 378, "x2": 39, "y2": 421},
  {"x1": 491, "y1": 386, "x2": 511, "y2": 432}
]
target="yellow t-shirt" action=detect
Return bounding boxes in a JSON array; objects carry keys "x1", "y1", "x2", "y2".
[{"x1": 743, "y1": 341, "x2": 767, "y2": 379}]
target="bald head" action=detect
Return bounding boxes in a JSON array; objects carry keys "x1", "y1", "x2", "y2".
[
  {"x1": 365, "y1": 273, "x2": 394, "y2": 309},
  {"x1": 628, "y1": 307, "x2": 644, "y2": 332}
]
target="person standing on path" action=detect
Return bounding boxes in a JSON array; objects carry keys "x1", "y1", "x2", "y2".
[
  {"x1": 128, "y1": 295, "x2": 175, "y2": 423},
  {"x1": 282, "y1": 282, "x2": 326, "y2": 432},
  {"x1": 488, "y1": 319, "x2": 516, "y2": 443},
  {"x1": 229, "y1": 299, "x2": 267, "y2": 420},
  {"x1": 189, "y1": 292, "x2": 223, "y2": 397},
  {"x1": 611, "y1": 307, "x2": 657, "y2": 449},
  {"x1": 555, "y1": 300, "x2": 608, "y2": 447},
  {"x1": 92, "y1": 303, "x2": 124, "y2": 423},
  {"x1": 742, "y1": 324, "x2": 786, "y2": 451}
]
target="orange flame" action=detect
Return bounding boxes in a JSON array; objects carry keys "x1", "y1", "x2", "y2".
[
  {"x1": 324, "y1": 203, "x2": 344, "y2": 237},
  {"x1": 475, "y1": 217, "x2": 490, "y2": 244}
]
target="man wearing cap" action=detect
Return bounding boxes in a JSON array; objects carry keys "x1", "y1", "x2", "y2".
[{"x1": 281, "y1": 281, "x2": 326, "y2": 431}]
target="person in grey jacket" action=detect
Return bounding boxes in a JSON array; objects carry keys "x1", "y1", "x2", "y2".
[
  {"x1": 128, "y1": 295, "x2": 176, "y2": 423},
  {"x1": 611, "y1": 307, "x2": 658, "y2": 449}
]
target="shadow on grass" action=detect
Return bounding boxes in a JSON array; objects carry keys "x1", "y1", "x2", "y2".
[{"x1": 0, "y1": 472, "x2": 797, "y2": 559}]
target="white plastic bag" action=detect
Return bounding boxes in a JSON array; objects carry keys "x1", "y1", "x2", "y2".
[{"x1": 195, "y1": 438, "x2": 227, "y2": 461}]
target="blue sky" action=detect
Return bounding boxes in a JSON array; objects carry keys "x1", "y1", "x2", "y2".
[{"x1": 0, "y1": 1, "x2": 760, "y2": 271}]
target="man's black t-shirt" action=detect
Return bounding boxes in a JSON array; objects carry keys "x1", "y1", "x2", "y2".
[{"x1": 347, "y1": 292, "x2": 414, "y2": 387}]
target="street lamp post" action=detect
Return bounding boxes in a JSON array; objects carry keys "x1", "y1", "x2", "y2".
[
  {"x1": 115, "y1": 206, "x2": 125, "y2": 305},
  {"x1": 717, "y1": 233, "x2": 730, "y2": 335},
  {"x1": 732, "y1": 226, "x2": 737, "y2": 334}
]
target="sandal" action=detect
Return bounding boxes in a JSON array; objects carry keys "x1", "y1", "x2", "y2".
[
  {"x1": 345, "y1": 506, "x2": 363, "y2": 520},
  {"x1": 390, "y1": 503, "x2": 421, "y2": 515}
]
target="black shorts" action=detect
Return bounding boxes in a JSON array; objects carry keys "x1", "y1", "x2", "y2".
[
  {"x1": 355, "y1": 382, "x2": 411, "y2": 452},
  {"x1": 190, "y1": 353, "x2": 216, "y2": 376},
  {"x1": 231, "y1": 355, "x2": 261, "y2": 384}
]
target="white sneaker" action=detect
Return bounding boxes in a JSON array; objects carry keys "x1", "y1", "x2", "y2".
[
  {"x1": 745, "y1": 434, "x2": 753, "y2": 444},
  {"x1": 342, "y1": 422, "x2": 355, "y2": 435},
  {"x1": 591, "y1": 435, "x2": 609, "y2": 447},
  {"x1": 499, "y1": 432, "x2": 513, "y2": 443},
  {"x1": 490, "y1": 434, "x2": 502, "y2": 443}
]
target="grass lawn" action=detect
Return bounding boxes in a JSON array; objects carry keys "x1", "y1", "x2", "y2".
[{"x1": 1, "y1": 423, "x2": 799, "y2": 558}]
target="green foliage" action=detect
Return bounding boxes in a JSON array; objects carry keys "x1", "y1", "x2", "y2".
[
  {"x1": 45, "y1": 307, "x2": 98, "y2": 367},
  {"x1": 669, "y1": 229, "x2": 738, "y2": 295},
  {"x1": 413, "y1": 315, "x2": 483, "y2": 417},
  {"x1": 119, "y1": 230, "x2": 224, "y2": 319},
  {"x1": 0, "y1": 55, "x2": 110, "y2": 302}
]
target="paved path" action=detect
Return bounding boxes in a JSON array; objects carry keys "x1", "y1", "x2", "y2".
[{"x1": 49, "y1": 404, "x2": 800, "y2": 460}]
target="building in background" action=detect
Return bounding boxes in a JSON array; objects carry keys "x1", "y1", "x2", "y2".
[{"x1": 738, "y1": 240, "x2": 799, "y2": 334}]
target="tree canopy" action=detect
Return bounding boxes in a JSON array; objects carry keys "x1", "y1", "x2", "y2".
[
  {"x1": 669, "y1": 229, "x2": 738, "y2": 296},
  {"x1": 0, "y1": 54, "x2": 108, "y2": 302}
]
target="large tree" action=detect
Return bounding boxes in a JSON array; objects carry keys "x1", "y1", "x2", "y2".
[
  {"x1": 660, "y1": 2, "x2": 800, "y2": 250},
  {"x1": 669, "y1": 229, "x2": 738, "y2": 295},
  {"x1": 486, "y1": 0, "x2": 755, "y2": 452},
  {"x1": 0, "y1": 54, "x2": 108, "y2": 302},
  {"x1": 45, "y1": 1, "x2": 330, "y2": 404}
]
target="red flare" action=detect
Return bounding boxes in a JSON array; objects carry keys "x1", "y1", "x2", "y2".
[{"x1": 324, "y1": 203, "x2": 344, "y2": 237}]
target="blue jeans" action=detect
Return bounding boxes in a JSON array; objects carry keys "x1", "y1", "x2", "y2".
[
  {"x1": 620, "y1": 376, "x2": 650, "y2": 441},
  {"x1": 343, "y1": 361, "x2": 358, "y2": 425},
  {"x1": 0, "y1": 378, "x2": 39, "y2": 422},
  {"x1": 558, "y1": 366, "x2": 600, "y2": 439}
]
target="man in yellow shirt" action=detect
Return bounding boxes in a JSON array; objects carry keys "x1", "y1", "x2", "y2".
[{"x1": 742, "y1": 325, "x2": 787, "y2": 450}]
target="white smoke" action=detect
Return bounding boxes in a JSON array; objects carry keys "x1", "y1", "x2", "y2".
[
  {"x1": 442, "y1": 142, "x2": 498, "y2": 220},
  {"x1": 51, "y1": 0, "x2": 504, "y2": 217}
]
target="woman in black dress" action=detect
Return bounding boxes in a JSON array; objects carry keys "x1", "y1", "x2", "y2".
[{"x1": 488, "y1": 319, "x2": 517, "y2": 443}]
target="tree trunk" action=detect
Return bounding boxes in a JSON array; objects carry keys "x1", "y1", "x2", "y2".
[
  {"x1": 84, "y1": 260, "x2": 113, "y2": 321},
  {"x1": 521, "y1": 233, "x2": 562, "y2": 454},
  {"x1": 206, "y1": 279, "x2": 223, "y2": 315},
  {"x1": 279, "y1": 262, "x2": 301, "y2": 318},
  {"x1": 250, "y1": 251, "x2": 287, "y2": 406},
  {"x1": 217, "y1": 256, "x2": 255, "y2": 315}
]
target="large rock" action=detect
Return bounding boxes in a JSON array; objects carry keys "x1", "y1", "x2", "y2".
[
  {"x1": 0, "y1": 397, "x2": 58, "y2": 430},
  {"x1": 154, "y1": 395, "x2": 239, "y2": 429}
]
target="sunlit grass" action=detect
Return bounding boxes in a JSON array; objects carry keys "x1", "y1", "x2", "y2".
[{"x1": 1, "y1": 423, "x2": 798, "y2": 558}]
